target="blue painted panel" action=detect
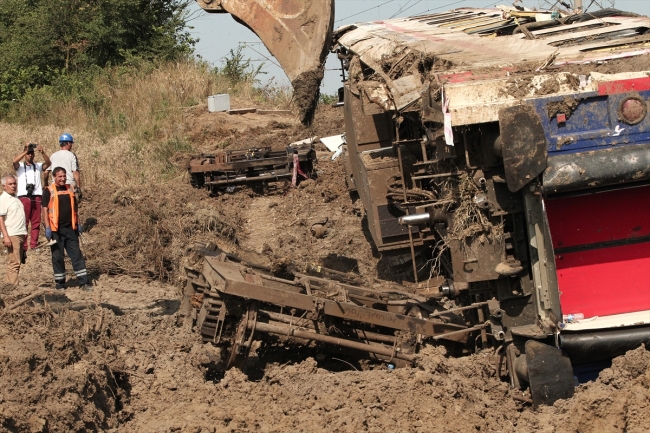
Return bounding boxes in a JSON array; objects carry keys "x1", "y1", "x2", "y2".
[{"x1": 529, "y1": 89, "x2": 650, "y2": 155}]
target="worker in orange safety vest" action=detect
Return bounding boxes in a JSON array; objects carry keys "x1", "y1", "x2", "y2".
[{"x1": 41, "y1": 167, "x2": 91, "y2": 291}]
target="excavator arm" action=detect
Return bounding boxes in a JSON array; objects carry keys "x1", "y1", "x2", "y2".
[{"x1": 196, "y1": 0, "x2": 335, "y2": 124}]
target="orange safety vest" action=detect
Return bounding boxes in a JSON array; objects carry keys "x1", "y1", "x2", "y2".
[{"x1": 47, "y1": 184, "x2": 77, "y2": 231}]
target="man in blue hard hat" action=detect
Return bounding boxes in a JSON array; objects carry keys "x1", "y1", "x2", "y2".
[{"x1": 48, "y1": 133, "x2": 82, "y2": 201}]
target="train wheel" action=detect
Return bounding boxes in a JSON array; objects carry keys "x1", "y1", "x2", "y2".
[{"x1": 226, "y1": 301, "x2": 259, "y2": 369}]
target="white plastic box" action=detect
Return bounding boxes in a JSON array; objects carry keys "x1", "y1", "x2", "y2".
[{"x1": 208, "y1": 94, "x2": 230, "y2": 112}]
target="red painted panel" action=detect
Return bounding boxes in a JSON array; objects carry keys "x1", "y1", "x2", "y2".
[
  {"x1": 546, "y1": 185, "x2": 650, "y2": 249},
  {"x1": 555, "y1": 242, "x2": 650, "y2": 318},
  {"x1": 546, "y1": 185, "x2": 650, "y2": 318},
  {"x1": 598, "y1": 77, "x2": 650, "y2": 95}
]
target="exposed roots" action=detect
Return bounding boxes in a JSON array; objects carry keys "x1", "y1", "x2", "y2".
[
  {"x1": 84, "y1": 184, "x2": 238, "y2": 281},
  {"x1": 448, "y1": 173, "x2": 497, "y2": 243},
  {"x1": 425, "y1": 172, "x2": 504, "y2": 277}
]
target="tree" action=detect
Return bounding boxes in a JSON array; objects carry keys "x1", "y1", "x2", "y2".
[{"x1": 0, "y1": 0, "x2": 195, "y2": 101}]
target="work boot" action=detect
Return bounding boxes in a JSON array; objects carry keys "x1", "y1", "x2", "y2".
[{"x1": 80, "y1": 284, "x2": 93, "y2": 292}]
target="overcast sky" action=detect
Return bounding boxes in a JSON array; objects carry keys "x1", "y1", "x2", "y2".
[{"x1": 187, "y1": 0, "x2": 650, "y2": 96}]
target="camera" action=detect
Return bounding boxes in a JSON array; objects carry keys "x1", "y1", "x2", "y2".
[
  {"x1": 27, "y1": 143, "x2": 37, "y2": 153},
  {"x1": 26, "y1": 183, "x2": 35, "y2": 195}
]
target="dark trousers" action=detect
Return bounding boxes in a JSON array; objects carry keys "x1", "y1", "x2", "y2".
[
  {"x1": 19, "y1": 195, "x2": 42, "y2": 249},
  {"x1": 50, "y1": 225, "x2": 88, "y2": 288}
]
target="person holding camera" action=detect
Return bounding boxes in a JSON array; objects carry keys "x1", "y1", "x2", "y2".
[
  {"x1": 12, "y1": 143, "x2": 51, "y2": 251},
  {"x1": 42, "y1": 167, "x2": 91, "y2": 291}
]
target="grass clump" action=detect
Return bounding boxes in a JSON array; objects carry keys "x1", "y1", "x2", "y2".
[{"x1": 0, "y1": 58, "x2": 292, "y2": 187}]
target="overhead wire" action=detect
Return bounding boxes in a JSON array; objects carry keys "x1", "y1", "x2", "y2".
[
  {"x1": 410, "y1": 0, "x2": 468, "y2": 16},
  {"x1": 240, "y1": 42, "x2": 281, "y2": 68},
  {"x1": 335, "y1": 0, "x2": 397, "y2": 23},
  {"x1": 390, "y1": 0, "x2": 418, "y2": 18},
  {"x1": 337, "y1": 0, "x2": 476, "y2": 23}
]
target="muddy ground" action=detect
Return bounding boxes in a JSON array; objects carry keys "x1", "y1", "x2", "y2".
[{"x1": 1, "y1": 105, "x2": 649, "y2": 432}]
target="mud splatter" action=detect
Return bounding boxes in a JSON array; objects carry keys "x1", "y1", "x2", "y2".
[
  {"x1": 292, "y1": 65, "x2": 325, "y2": 126},
  {"x1": 547, "y1": 96, "x2": 580, "y2": 119}
]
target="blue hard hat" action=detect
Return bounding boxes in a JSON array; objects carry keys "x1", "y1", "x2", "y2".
[{"x1": 59, "y1": 133, "x2": 74, "y2": 144}]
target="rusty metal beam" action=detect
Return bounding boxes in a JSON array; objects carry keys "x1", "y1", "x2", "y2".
[
  {"x1": 253, "y1": 322, "x2": 415, "y2": 363},
  {"x1": 258, "y1": 309, "x2": 400, "y2": 344},
  {"x1": 221, "y1": 279, "x2": 468, "y2": 340},
  {"x1": 204, "y1": 172, "x2": 292, "y2": 187},
  {"x1": 202, "y1": 258, "x2": 470, "y2": 342},
  {"x1": 189, "y1": 157, "x2": 290, "y2": 173}
]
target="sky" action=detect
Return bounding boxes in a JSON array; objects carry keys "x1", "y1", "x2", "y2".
[{"x1": 186, "y1": 0, "x2": 650, "y2": 96}]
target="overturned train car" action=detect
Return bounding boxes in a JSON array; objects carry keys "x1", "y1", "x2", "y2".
[
  {"x1": 333, "y1": 7, "x2": 650, "y2": 405},
  {"x1": 182, "y1": 7, "x2": 650, "y2": 407}
]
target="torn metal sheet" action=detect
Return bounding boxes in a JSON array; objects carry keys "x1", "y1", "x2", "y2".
[
  {"x1": 337, "y1": 10, "x2": 650, "y2": 67},
  {"x1": 359, "y1": 81, "x2": 395, "y2": 111},
  {"x1": 391, "y1": 75, "x2": 422, "y2": 111},
  {"x1": 320, "y1": 134, "x2": 346, "y2": 152}
]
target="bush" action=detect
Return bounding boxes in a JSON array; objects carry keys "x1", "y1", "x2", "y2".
[
  {"x1": 214, "y1": 46, "x2": 266, "y2": 85},
  {"x1": 319, "y1": 93, "x2": 338, "y2": 105}
]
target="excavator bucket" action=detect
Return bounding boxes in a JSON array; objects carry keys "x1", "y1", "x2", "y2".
[{"x1": 196, "y1": 0, "x2": 335, "y2": 124}]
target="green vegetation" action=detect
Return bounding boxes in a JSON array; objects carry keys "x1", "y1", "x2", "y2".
[
  {"x1": 319, "y1": 93, "x2": 339, "y2": 105},
  {"x1": 216, "y1": 46, "x2": 266, "y2": 85},
  {"x1": 0, "y1": 0, "x2": 195, "y2": 104}
]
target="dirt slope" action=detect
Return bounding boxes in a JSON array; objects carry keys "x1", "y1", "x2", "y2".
[{"x1": 1, "y1": 103, "x2": 649, "y2": 432}]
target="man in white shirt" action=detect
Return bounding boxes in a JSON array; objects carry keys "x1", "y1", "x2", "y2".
[
  {"x1": 0, "y1": 174, "x2": 27, "y2": 284},
  {"x1": 12, "y1": 143, "x2": 51, "y2": 250},
  {"x1": 48, "y1": 133, "x2": 82, "y2": 200}
]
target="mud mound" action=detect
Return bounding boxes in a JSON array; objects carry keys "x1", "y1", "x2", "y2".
[
  {"x1": 119, "y1": 346, "x2": 515, "y2": 432},
  {"x1": 117, "y1": 343, "x2": 650, "y2": 432},
  {"x1": 208, "y1": 152, "x2": 380, "y2": 279},
  {"x1": 185, "y1": 103, "x2": 344, "y2": 152},
  {"x1": 2, "y1": 288, "x2": 648, "y2": 433},
  {"x1": 79, "y1": 102, "x2": 351, "y2": 284},
  {"x1": 81, "y1": 183, "x2": 240, "y2": 281},
  {"x1": 0, "y1": 281, "x2": 218, "y2": 432},
  {"x1": 527, "y1": 346, "x2": 650, "y2": 433},
  {"x1": 0, "y1": 307, "x2": 120, "y2": 431}
]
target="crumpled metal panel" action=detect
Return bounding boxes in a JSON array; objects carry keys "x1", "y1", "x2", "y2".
[
  {"x1": 337, "y1": 9, "x2": 559, "y2": 68},
  {"x1": 335, "y1": 8, "x2": 650, "y2": 121},
  {"x1": 337, "y1": 9, "x2": 650, "y2": 68},
  {"x1": 499, "y1": 104, "x2": 548, "y2": 192}
]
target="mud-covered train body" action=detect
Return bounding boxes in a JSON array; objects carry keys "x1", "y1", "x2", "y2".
[
  {"x1": 186, "y1": 3, "x2": 650, "y2": 406},
  {"x1": 334, "y1": 7, "x2": 650, "y2": 404}
]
